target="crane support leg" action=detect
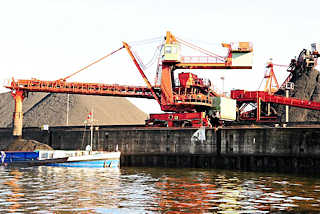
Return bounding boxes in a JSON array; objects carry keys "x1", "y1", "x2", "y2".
[
  {"x1": 285, "y1": 89, "x2": 289, "y2": 123},
  {"x1": 12, "y1": 90, "x2": 24, "y2": 137},
  {"x1": 257, "y1": 98, "x2": 261, "y2": 121}
]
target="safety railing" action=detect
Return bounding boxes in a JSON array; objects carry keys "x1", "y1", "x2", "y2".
[
  {"x1": 180, "y1": 56, "x2": 224, "y2": 64},
  {"x1": 173, "y1": 93, "x2": 212, "y2": 106}
]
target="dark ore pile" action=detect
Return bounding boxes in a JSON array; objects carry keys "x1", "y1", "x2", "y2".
[{"x1": 275, "y1": 66, "x2": 320, "y2": 122}]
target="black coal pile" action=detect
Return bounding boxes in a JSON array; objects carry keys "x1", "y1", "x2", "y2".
[{"x1": 275, "y1": 66, "x2": 320, "y2": 122}]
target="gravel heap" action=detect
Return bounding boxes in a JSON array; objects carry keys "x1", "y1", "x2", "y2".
[
  {"x1": 5, "y1": 139, "x2": 53, "y2": 151},
  {"x1": 0, "y1": 92, "x2": 147, "y2": 127}
]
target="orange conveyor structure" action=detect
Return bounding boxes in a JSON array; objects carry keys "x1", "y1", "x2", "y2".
[
  {"x1": 8, "y1": 79, "x2": 155, "y2": 99},
  {"x1": 7, "y1": 79, "x2": 156, "y2": 136}
]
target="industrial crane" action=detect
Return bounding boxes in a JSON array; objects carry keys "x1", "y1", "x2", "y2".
[
  {"x1": 231, "y1": 43, "x2": 320, "y2": 122},
  {"x1": 131, "y1": 32, "x2": 253, "y2": 127},
  {"x1": 6, "y1": 31, "x2": 253, "y2": 136}
]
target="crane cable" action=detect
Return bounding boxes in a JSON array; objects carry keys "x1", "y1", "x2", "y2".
[
  {"x1": 129, "y1": 36, "x2": 162, "y2": 46},
  {"x1": 127, "y1": 36, "x2": 164, "y2": 72},
  {"x1": 176, "y1": 37, "x2": 225, "y2": 60},
  {"x1": 273, "y1": 63, "x2": 288, "y2": 67},
  {"x1": 131, "y1": 48, "x2": 146, "y2": 70},
  {"x1": 129, "y1": 42, "x2": 163, "y2": 71},
  {"x1": 61, "y1": 46, "x2": 124, "y2": 81},
  {"x1": 144, "y1": 44, "x2": 164, "y2": 68},
  {"x1": 155, "y1": 45, "x2": 164, "y2": 86},
  {"x1": 60, "y1": 35, "x2": 228, "y2": 82}
]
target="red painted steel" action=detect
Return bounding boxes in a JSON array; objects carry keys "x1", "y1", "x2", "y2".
[
  {"x1": 123, "y1": 42, "x2": 161, "y2": 104},
  {"x1": 6, "y1": 32, "x2": 254, "y2": 128},
  {"x1": 231, "y1": 90, "x2": 320, "y2": 110},
  {"x1": 147, "y1": 112, "x2": 209, "y2": 127}
]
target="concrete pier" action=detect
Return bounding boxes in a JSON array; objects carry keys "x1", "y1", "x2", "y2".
[{"x1": 1, "y1": 125, "x2": 320, "y2": 174}]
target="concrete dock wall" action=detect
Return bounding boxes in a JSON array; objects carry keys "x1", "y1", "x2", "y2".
[
  {"x1": 220, "y1": 127, "x2": 320, "y2": 174},
  {"x1": 1, "y1": 126, "x2": 320, "y2": 174},
  {"x1": 221, "y1": 127, "x2": 320, "y2": 156}
]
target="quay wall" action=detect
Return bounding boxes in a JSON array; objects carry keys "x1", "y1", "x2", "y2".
[{"x1": 1, "y1": 126, "x2": 320, "y2": 174}]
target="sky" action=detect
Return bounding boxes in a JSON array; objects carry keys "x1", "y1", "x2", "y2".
[{"x1": 1, "y1": 0, "x2": 320, "y2": 113}]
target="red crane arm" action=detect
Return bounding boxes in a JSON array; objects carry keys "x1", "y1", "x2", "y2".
[{"x1": 122, "y1": 42, "x2": 161, "y2": 104}]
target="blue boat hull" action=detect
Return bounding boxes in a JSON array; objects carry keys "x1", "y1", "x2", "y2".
[
  {"x1": 1, "y1": 151, "x2": 39, "y2": 164},
  {"x1": 1, "y1": 151, "x2": 120, "y2": 168},
  {"x1": 46, "y1": 159, "x2": 120, "y2": 168}
]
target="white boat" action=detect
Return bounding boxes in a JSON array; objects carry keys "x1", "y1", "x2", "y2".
[{"x1": 1, "y1": 108, "x2": 121, "y2": 168}]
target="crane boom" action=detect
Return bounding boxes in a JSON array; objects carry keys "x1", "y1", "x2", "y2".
[
  {"x1": 122, "y1": 42, "x2": 161, "y2": 104},
  {"x1": 6, "y1": 78, "x2": 155, "y2": 99}
]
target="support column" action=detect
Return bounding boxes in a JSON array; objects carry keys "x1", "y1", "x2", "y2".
[
  {"x1": 267, "y1": 103, "x2": 271, "y2": 116},
  {"x1": 257, "y1": 98, "x2": 261, "y2": 121},
  {"x1": 285, "y1": 89, "x2": 289, "y2": 123},
  {"x1": 12, "y1": 90, "x2": 25, "y2": 137}
]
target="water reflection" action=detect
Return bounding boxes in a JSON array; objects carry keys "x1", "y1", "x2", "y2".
[
  {"x1": 3, "y1": 170, "x2": 24, "y2": 213},
  {"x1": 0, "y1": 167, "x2": 319, "y2": 213},
  {"x1": 0, "y1": 166, "x2": 122, "y2": 213},
  {"x1": 152, "y1": 170, "x2": 320, "y2": 213}
]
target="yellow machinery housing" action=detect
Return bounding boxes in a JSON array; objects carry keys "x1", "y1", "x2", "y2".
[{"x1": 163, "y1": 43, "x2": 181, "y2": 63}]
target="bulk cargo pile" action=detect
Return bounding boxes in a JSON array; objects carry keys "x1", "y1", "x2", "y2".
[{"x1": 0, "y1": 92, "x2": 147, "y2": 128}]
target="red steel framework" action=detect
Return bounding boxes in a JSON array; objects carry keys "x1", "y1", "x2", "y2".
[
  {"x1": 6, "y1": 32, "x2": 320, "y2": 132},
  {"x1": 231, "y1": 90, "x2": 320, "y2": 121},
  {"x1": 231, "y1": 90, "x2": 320, "y2": 110},
  {"x1": 235, "y1": 47, "x2": 320, "y2": 122},
  {"x1": 6, "y1": 31, "x2": 254, "y2": 134}
]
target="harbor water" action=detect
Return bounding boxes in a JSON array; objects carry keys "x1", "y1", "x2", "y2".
[{"x1": 0, "y1": 166, "x2": 319, "y2": 213}]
